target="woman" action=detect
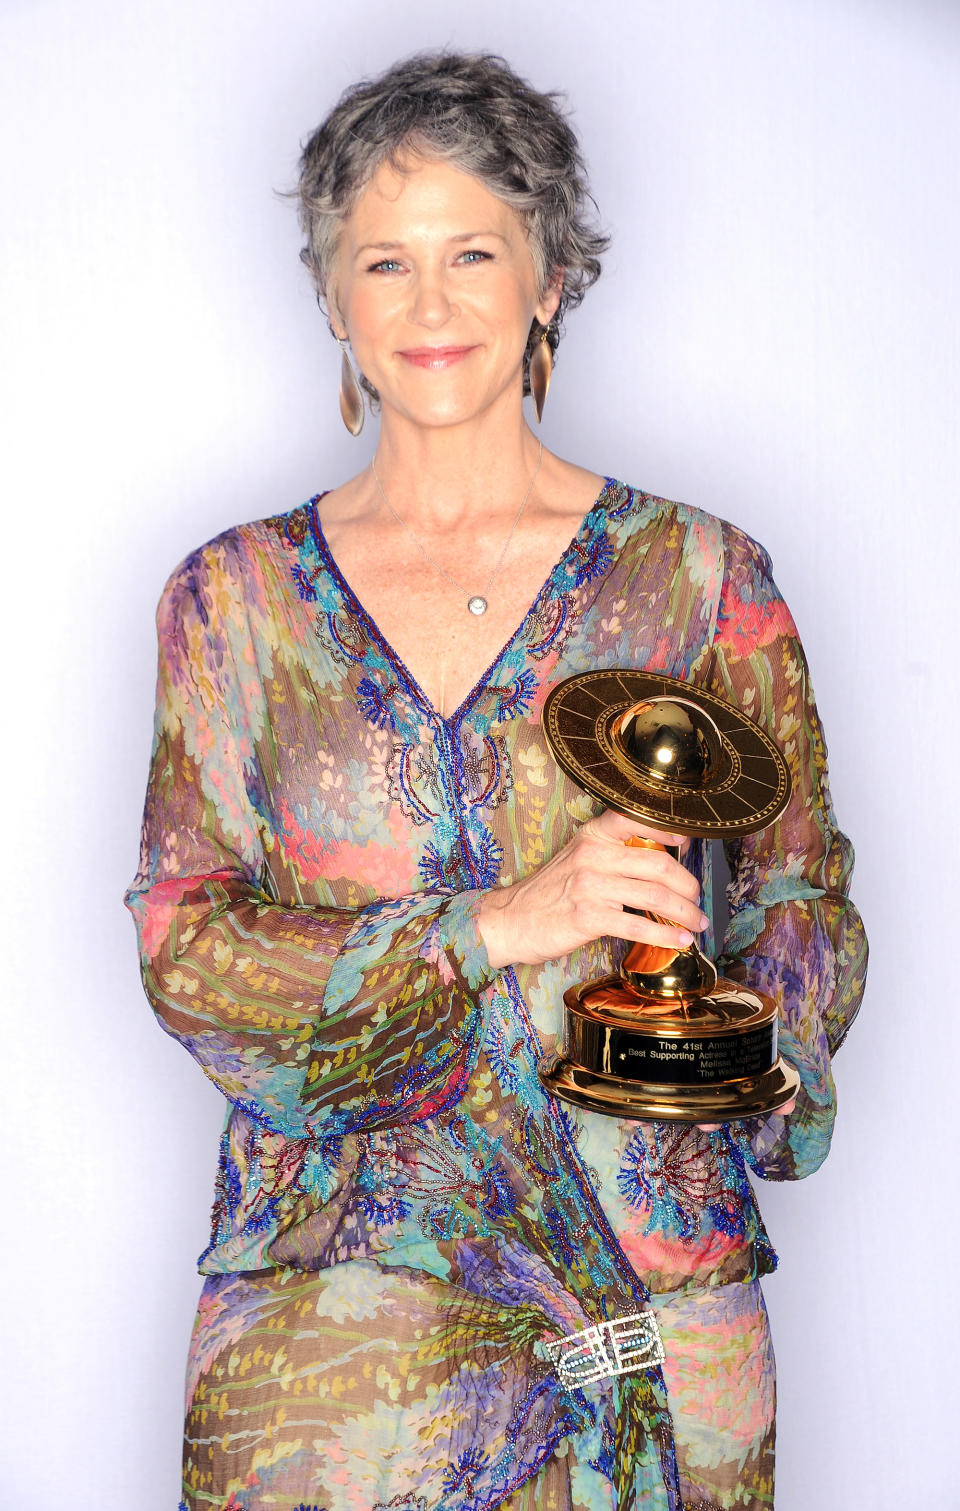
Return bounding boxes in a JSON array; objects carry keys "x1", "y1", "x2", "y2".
[{"x1": 126, "y1": 52, "x2": 866, "y2": 1511}]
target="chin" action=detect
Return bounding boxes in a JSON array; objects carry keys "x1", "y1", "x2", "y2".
[{"x1": 386, "y1": 381, "x2": 521, "y2": 431}]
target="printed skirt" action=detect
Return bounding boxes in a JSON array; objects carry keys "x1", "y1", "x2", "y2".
[{"x1": 180, "y1": 1262, "x2": 775, "y2": 1510}]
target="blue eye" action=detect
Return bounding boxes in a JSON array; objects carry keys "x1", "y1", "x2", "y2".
[
  {"x1": 459, "y1": 249, "x2": 492, "y2": 264},
  {"x1": 369, "y1": 258, "x2": 403, "y2": 274}
]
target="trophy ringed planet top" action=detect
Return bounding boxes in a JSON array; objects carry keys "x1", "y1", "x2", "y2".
[{"x1": 542, "y1": 670, "x2": 791, "y2": 837}]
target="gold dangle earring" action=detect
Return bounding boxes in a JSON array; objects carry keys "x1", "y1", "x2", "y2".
[
  {"x1": 529, "y1": 324, "x2": 554, "y2": 424},
  {"x1": 336, "y1": 337, "x2": 365, "y2": 436}
]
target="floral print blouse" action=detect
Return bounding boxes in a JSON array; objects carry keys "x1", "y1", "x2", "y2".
[{"x1": 126, "y1": 479, "x2": 866, "y2": 1502}]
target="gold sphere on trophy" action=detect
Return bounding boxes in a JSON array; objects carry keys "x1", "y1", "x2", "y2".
[{"x1": 539, "y1": 670, "x2": 801, "y2": 1123}]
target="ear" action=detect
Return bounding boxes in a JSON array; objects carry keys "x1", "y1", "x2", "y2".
[
  {"x1": 535, "y1": 269, "x2": 564, "y2": 327},
  {"x1": 323, "y1": 296, "x2": 347, "y2": 344},
  {"x1": 316, "y1": 274, "x2": 349, "y2": 342}
]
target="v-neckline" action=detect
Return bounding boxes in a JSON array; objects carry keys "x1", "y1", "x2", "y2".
[{"x1": 307, "y1": 477, "x2": 621, "y2": 727}]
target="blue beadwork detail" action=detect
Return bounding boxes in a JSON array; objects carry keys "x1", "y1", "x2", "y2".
[
  {"x1": 443, "y1": 1447, "x2": 490, "y2": 1494},
  {"x1": 291, "y1": 564, "x2": 320, "y2": 601},
  {"x1": 616, "y1": 1124, "x2": 750, "y2": 1241},
  {"x1": 356, "y1": 673, "x2": 398, "y2": 730}
]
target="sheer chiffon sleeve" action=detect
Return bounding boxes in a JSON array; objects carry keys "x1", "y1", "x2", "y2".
[
  {"x1": 702, "y1": 522, "x2": 867, "y2": 1180},
  {"x1": 124, "y1": 553, "x2": 496, "y2": 1143}
]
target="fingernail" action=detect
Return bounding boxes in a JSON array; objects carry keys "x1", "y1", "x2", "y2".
[
  {"x1": 699, "y1": 913, "x2": 709, "y2": 929},
  {"x1": 677, "y1": 929, "x2": 694, "y2": 946}
]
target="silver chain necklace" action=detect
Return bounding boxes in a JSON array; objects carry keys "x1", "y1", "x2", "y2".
[{"x1": 370, "y1": 441, "x2": 543, "y2": 616}]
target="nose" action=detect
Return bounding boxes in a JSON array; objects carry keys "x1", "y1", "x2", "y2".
[{"x1": 409, "y1": 265, "x2": 459, "y2": 329}]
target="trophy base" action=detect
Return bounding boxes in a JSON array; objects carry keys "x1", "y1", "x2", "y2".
[
  {"x1": 538, "y1": 974, "x2": 801, "y2": 1123},
  {"x1": 538, "y1": 1053, "x2": 800, "y2": 1122}
]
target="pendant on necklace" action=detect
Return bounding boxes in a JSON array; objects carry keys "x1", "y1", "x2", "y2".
[{"x1": 467, "y1": 596, "x2": 488, "y2": 616}]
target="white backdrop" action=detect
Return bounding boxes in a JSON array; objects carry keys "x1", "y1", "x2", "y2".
[{"x1": 3, "y1": 1, "x2": 957, "y2": 1506}]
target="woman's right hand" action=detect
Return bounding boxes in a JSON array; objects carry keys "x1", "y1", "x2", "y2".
[{"x1": 477, "y1": 808, "x2": 709, "y2": 971}]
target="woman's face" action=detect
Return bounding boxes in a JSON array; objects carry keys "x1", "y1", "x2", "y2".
[{"x1": 328, "y1": 155, "x2": 560, "y2": 431}]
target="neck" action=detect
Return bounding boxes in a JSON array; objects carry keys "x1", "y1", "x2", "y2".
[{"x1": 371, "y1": 400, "x2": 543, "y2": 527}]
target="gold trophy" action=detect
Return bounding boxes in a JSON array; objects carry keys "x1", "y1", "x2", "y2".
[{"x1": 538, "y1": 670, "x2": 801, "y2": 1123}]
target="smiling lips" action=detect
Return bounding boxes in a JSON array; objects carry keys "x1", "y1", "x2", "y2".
[{"x1": 397, "y1": 345, "x2": 478, "y2": 369}]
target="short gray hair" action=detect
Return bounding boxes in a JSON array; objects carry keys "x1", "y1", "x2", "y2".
[{"x1": 295, "y1": 51, "x2": 608, "y2": 394}]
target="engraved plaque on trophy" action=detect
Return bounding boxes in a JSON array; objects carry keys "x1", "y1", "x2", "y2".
[{"x1": 538, "y1": 669, "x2": 801, "y2": 1123}]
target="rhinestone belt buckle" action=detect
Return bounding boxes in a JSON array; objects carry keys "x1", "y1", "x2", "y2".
[{"x1": 547, "y1": 1311, "x2": 665, "y2": 1388}]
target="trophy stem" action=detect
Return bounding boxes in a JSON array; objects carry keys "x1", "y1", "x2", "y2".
[{"x1": 621, "y1": 835, "x2": 718, "y2": 1001}]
